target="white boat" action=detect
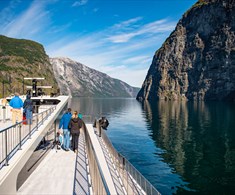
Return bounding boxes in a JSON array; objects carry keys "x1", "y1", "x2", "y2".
[{"x1": 0, "y1": 82, "x2": 160, "y2": 195}]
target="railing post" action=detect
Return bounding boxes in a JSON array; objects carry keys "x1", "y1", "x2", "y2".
[
  {"x1": 145, "y1": 180, "x2": 147, "y2": 194},
  {"x1": 54, "y1": 121, "x2": 56, "y2": 143},
  {"x1": 5, "y1": 131, "x2": 8, "y2": 166},
  {"x1": 3, "y1": 106, "x2": 6, "y2": 123},
  {"x1": 42, "y1": 112, "x2": 44, "y2": 125},
  {"x1": 36, "y1": 114, "x2": 39, "y2": 130},
  {"x1": 126, "y1": 162, "x2": 128, "y2": 194},
  {"x1": 29, "y1": 123, "x2": 31, "y2": 139},
  {"x1": 19, "y1": 124, "x2": 22, "y2": 150},
  {"x1": 98, "y1": 122, "x2": 101, "y2": 137}
]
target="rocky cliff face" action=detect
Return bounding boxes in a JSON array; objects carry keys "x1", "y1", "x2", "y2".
[
  {"x1": 0, "y1": 35, "x2": 59, "y2": 97},
  {"x1": 137, "y1": 0, "x2": 235, "y2": 101},
  {"x1": 50, "y1": 57, "x2": 139, "y2": 97}
]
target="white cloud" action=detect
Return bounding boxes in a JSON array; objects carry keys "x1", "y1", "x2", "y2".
[
  {"x1": 0, "y1": 2, "x2": 175, "y2": 87},
  {"x1": 0, "y1": 0, "x2": 21, "y2": 28},
  {"x1": 72, "y1": 0, "x2": 88, "y2": 7},
  {"x1": 104, "y1": 65, "x2": 148, "y2": 87},
  {"x1": 111, "y1": 17, "x2": 143, "y2": 30},
  {"x1": 47, "y1": 17, "x2": 175, "y2": 86},
  {"x1": 107, "y1": 19, "x2": 175, "y2": 43},
  {"x1": 122, "y1": 56, "x2": 150, "y2": 64},
  {"x1": 0, "y1": 1, "x2": 50, "y2": 38}
]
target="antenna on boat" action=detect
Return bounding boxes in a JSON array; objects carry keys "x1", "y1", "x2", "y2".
[{"x1": 24, "y1": 77, "x2": 52, "y2": 97}]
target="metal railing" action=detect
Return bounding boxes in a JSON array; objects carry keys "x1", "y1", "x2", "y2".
[
  {"x1": 92, "y1": 118, "x2": 161, "y2": 195},
  {"x1": 0, "y1": 105, "x2": 56, "y2": 170},
  {"x1": 0, "y1": 105, "x2": 54, "y2": 123},
  {"x1": 82, "y1": 121, "x2": 110, "y2": 195}
]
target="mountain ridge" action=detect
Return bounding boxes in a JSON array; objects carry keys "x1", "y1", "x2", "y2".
[{"x1": 50, "y1": 57, "x2": 139, "y2": 97}]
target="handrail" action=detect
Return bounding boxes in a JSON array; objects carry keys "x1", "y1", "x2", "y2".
[
  {"x1": 82, "y1": 121, "x2": 110, "y2": 195},
  {"x1": 0, "y1": 105, "x2": 53, "y2": 123},
  {"x1": 0, "y1": 105, "x2": 56, "y2": 170},
  {"x1": 101, "y1": 129, "x2": 160, "y2": 195},
  {"x1": 83, "y1": 115, "x2": 160, "y2": 195}
]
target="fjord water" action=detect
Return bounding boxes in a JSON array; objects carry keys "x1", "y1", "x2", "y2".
[{"x1": 70, "y1": 98, "x2": 235, "y2": 194}]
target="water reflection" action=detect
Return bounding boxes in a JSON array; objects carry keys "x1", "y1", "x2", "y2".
[
  {"x1": 142, "y1": 101, "x2": 235, "y2": 194},
  {"x1": 69, "y1": 97, "x2": 133, "y2": 118}
]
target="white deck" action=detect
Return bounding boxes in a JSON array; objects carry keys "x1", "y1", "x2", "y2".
[
  {"x1": 18, "y1": 131, "x2": 89, "y2": 195},
  {"x1": 18, "y1": 149, "x2": 76, "y2": 194},
  {"x1": 0, "y1": 96, "x2": 69, "y2": 194},
  {"x1": 0, "y1": 107, "x2": 150, "y2": 194}
]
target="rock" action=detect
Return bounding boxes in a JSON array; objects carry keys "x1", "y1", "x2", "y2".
[
  {"x1": 137, "y1": 0, "x2": 235, "y2": 101},
  {"x1": 50, "y1": 57, "x2": 139, "y2": 97}
]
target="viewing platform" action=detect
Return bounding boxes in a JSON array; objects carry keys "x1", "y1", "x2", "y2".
[{"x1": 0, "y1": 96, "x2": 160, "y2": 195}]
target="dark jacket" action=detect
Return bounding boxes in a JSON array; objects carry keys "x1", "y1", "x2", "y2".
[
  {"x1": 23, "y1": 95, "x2": 33, "y2": 112},
  {"x1": 69, "y1": 117, "x2": 83, "y2": 135}
]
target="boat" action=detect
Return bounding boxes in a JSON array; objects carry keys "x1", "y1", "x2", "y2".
[{"x1": 0, "y1": 78, "x2": 160, "y2": 195}]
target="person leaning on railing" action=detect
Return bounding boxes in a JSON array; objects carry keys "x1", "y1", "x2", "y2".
[{"x1": 9, "y1": 92, "x2": 23, "y2": 124}]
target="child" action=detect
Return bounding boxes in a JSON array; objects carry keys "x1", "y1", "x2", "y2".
[{"x1": 57, "y1": 131, "x2": 64, "y2": 150}]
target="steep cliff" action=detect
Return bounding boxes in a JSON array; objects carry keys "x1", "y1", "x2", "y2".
[
  {"x1": 137, "y1": 0, "x2": 235, "y2": 101},
  {"x1": 0, "y1": 35, "x2": 59, "y2": 97},
  {"x1": 50, "y1": 57, "x2": 139, "y2": 97}
]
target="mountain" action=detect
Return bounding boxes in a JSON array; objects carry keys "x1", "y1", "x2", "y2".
[
  {"x1": 137, "y1": 0, "x2": 235, "y2": 101},
  {"x1": 0, "y1": 35, "x2": 58, "y2": 97},
  {"x1": 50, "y1": 57, "x2": 139, "y2": 97}
]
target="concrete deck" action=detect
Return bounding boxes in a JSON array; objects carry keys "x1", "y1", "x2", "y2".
[
  {"x1": 0, "y1": 96, "x2": 69, "y2": 194},
  {"x1": 18, "y1": 130, "x2": 90, "y2": 195},
  {"x1": 18, "y1": 149, "x2": 76, "y2": 195}
]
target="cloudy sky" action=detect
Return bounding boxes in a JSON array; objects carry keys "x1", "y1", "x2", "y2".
[{"x1": 0, "y1": 0, "x2": 197, "y2": 87}]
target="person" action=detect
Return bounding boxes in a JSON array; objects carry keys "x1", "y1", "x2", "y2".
[
  {"x1": 59, "y1": 108, "x2": 72, "y2": 151},
  {"x1": 1, "y1": 98, "x2": 7, "y2": 107},
  {"x1": 78, "y1": 112, "x2": 83, "y2": 119},
  {"x1": 56, "y1": 131, "x2": 64, "y2": 150},
  {"x1": 69, "y1": 111, "x2": 83, "y2": 154},
  {"x1": 9, "y1": 92, "x2": 24, "y2": 124},
  {"x1": 23, "y1": 94, "x2": 33, "y2": 124},
  {"x1": 99, "y1": 117, "x2": 109, "y2": 130}
]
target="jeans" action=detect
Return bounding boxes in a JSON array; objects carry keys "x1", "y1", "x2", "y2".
[
  {"x1": 71, "y1": 133, "x2": 79, "y2": 151},
  {"x1": 26, "y1": 109, "x2": 32, "y2": 124},
  {"x1": 63, "y1": 129, "x2": 70, "y2": 150}
]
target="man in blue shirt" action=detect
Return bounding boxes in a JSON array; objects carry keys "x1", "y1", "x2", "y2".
[
  {"x1": 59, "y1": 108, "x2": 72, "y2": 151},
  {"x1": 9, "y1": 92, "x2": 24, "y2": 124}
]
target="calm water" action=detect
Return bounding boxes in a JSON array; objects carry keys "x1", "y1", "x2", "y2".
[{"x1": 69, "y1": 98, "x2": 235, "y2": 195}]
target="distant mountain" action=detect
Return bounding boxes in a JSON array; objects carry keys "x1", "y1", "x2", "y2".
[
  {"x1": 50, "y1": 57, "x2": 139, "y2": 97},
  {"x1": 0, "y1": 35, "x2": 59, "y2": 97},
  {"x1": 137, "y1": 0, "x2": 235, "y2": 101}
]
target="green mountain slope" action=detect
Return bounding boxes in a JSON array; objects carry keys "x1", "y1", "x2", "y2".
[{"x1": 0, "y1": 35, "x2": 58, "y2": 97}]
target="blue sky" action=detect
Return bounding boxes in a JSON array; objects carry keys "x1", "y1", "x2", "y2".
[{"x1": 0, "y1": 0, "x2": 197, "y2": 87}]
